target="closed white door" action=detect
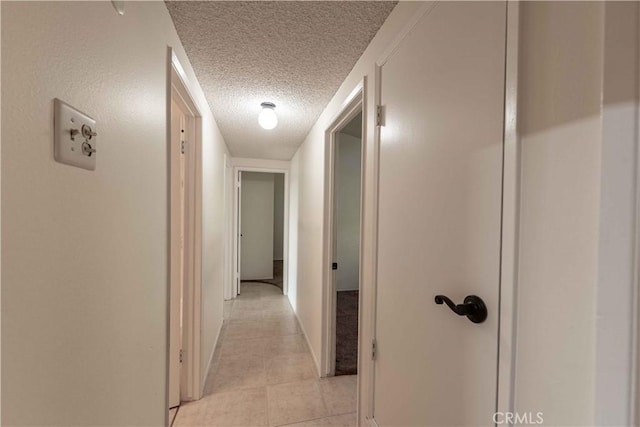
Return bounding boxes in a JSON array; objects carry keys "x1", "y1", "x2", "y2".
[
  {"x1": 373, "y1": 2, "x2": 506, "y2": 426},
  {"x1": 169, "y1": 98, "x2": 186, "y2": 409},
  {"x1": 240, "y1": 172, "x2": 275, "y2": 280}
]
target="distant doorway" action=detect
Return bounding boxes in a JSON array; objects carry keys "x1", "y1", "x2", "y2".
[{"x1": 236, "y1": 171, "x2": 286, "y2": 295}]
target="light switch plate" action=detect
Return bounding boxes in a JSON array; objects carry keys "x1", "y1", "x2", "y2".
[{"x1": 54, "y1": 98, "x2": 97, "y2": 171}]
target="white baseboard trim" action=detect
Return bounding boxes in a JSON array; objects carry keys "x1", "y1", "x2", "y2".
[
  {"x1": 201, "y1": 320, "x2": 223, "y2": 396},
  {"x1": 289, "y1": 297, "x2": 322, "y2": 377}
]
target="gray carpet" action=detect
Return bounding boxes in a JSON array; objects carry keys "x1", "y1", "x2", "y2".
[{"x1": 336, "y1": 290, "x2": 359, "y2": 376}]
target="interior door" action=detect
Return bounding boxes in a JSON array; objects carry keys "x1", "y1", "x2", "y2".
[
  {"x1": 169, "y1": 97, "x2": 186, "y2": 409},
  {"x1": 240, "y1": 172, "x2": 275, "y2": 280},
  {"x1": 373, "y1": 2, "x2": 506, "y2": 425}
]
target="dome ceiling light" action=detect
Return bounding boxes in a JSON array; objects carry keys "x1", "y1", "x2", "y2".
[{"x1": 258, "y1": 102, "x2": 278, "y2": 130}]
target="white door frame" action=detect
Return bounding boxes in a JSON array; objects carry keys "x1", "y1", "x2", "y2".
[
  {"x1": 223, "y1": 155, "x2": 233, "y2": 300},
  {"x1": 167, "y1": 49, "x2": 203, "y2": 409},
  {"x1": 231, "y1": 162, "x2": 290, "y2": 298},
  {"x1": 321, "y1": 82, "x2": 365, "y2": 378},
  {"x1": 495, "y1": 1, "x2": 520, "y2": 417},
  {"x1": 635, "y1": 5, "x2": 640, "y2": 419},
  {"x1": 168, "y1": 85, "x2": 187, "y2": 409}
]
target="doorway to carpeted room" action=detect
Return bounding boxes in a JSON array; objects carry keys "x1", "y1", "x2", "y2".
[{"x1": 336, "y1": 290, "x2": 359, "y2": 375}]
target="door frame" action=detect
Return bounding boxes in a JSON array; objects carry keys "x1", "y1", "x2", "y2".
[
  {"x1": 321, "y1": 82, "x2": 365, "y2": 378},
  {"x1": 167, "y1": 48, "x2": 203, "y2": 409},
  {"x1": 231, "y1": 161, "x2": 290, "y2": 298},
  {"x1": 495, "y1": 1, "x2": 520, "y2": 418},
  {"x1": 223, "y1": 154, "x2": 233, "y2": 300}
]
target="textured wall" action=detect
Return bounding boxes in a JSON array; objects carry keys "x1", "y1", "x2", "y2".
[{"x1": 1, "y1": 2, "x2": 228, "y2": 424}]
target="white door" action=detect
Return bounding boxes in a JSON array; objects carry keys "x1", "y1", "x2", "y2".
[
  {"x1": 169, "y1": 97, "x2": 186, "y2": 409},
  {"x1": 373, "y1": 2, "x2": 506, "y2": 425},
  {"x1": 240, "y1": 172, "x2": 275, "y2": 280}
]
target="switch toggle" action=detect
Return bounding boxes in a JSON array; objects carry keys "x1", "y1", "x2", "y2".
[
  {"x1": 82, "y1": 124, "x2": 97, "y2": 139},
  {"x1": 54, "y1": 98, "x2": 97, "y2": 170},
  {"x1": 81, "y1": 141, "x2": 96, "y2": 157}
]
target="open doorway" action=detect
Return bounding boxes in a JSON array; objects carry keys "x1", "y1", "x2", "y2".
[
  {"x1": 322, "y1": 86, "x2": 364, "y2": 379},
  {"x1": 333, "y1": 113, "x2": 362, "y2": 375},
  {"x1": 236, "y1": 171, "x2": 286, "y2": 296}
]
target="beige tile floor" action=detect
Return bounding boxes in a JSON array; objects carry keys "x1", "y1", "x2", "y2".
[{"x1": 173, "y1": 282, "x2": 357, "y2": 427}]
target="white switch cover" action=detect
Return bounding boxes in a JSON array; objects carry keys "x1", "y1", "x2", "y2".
[{"x1": 54, "y1": 98, "x2": 97, "y2": 171}]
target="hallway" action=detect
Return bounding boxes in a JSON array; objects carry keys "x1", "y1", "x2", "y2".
[
  {"x1": 174, "y1": 282, "x2": 357, "y2": 427},
  {"x1": 3, "y1": 2, "x2": 639, "y2": 426}
]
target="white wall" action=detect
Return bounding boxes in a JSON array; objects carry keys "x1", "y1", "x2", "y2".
[
  {"x1": 336, "y1": 132, "x2": 361, "y2": 292},
  {"x1": 595, "y1": 3, "x2": 639, "y2": 424},
  {"x1": 241, "y1": 172, "x2": 274, "y2": 280},
  {"x1": 1, "y1": 2, "x2": 228, "y2": 425},
  {"x1": 273, "y1": 173, "x2": 285, "y2": 260},
  {"x1": 201, "y1": 107, "x2": 228, "y2": 385},
  {"x1": 516, "y1": 3, "x2": 601, "y2": 421},
  {"x1": 515, "y1": 2, "x2": 639, "y2": 425}
]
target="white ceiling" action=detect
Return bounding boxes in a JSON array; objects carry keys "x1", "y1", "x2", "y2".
[{"x1": 165, "y1": 1, "x2": 397, "y2": 160}]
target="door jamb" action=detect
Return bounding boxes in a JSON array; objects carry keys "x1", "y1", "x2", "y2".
[
  {"x1": 231, "y1": 165, "x2": 290, "y2": 298},
  {"x1": 223, "y1": 155, "x2": 233, "y2": 300},
  {"x1": 496, "y1": 0, "x2": 520, "y2": 419},
  {"x1": 168, "y1": 48, "x2": 203, "y2": 406},
  {"x1": 635, "y1": 5, "x2": 640, "y2": 421},
  {"x1": 321, "y1": 82, "x2": 364, "y2": 378}
]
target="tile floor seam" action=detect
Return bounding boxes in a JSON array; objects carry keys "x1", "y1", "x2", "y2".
[
  {"x1": 265, "y1": 384, "x2": 273, "y2": 427},
  {"x1": 264, "y1": 375, "x2": 316, "y2": 388},
  {"x1": 272, "y1": 411, "x2": 357, "y2": 427},
  {"x1": 315, "y1": 378, "x2": 332, "y2": 421}
]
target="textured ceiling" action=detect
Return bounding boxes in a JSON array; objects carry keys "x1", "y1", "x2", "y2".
[{"x1": 166, "y1": 1, "x2": 396, "y2": 160}]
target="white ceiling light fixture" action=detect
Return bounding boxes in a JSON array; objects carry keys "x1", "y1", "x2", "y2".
[{"x1": 258, "y1": 102, "x2": 278, "y2": 130}]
